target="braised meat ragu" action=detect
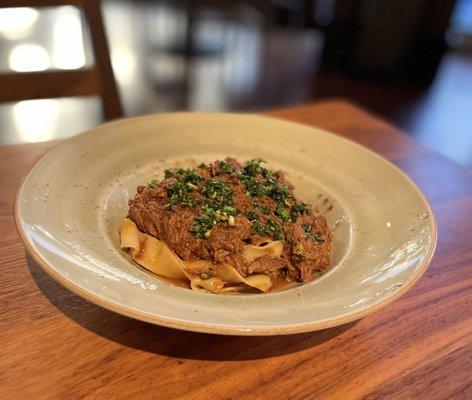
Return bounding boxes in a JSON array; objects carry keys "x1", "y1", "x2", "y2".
[{"x1": 127, "y1": 158, "x2": 332, "y2": 289}]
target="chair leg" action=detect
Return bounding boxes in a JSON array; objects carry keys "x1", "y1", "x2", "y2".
[{"x1": 82, "y1": 0, "x2": 123, "y2": 120}]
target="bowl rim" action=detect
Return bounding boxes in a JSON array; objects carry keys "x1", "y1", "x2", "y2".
[{"x1": 14, "y1": 112, "x2": 438, "y2": 336}]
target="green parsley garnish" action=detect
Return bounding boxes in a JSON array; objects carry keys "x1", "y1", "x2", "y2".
[
  {"x1": 243, "y1": 158, "x2": 269, "y2": 177},
  {"x1": 189, "y1": 178, "x2": 238, "y2": 238},
  {"x1": 190, "y1": 208, "x2": 215, "y2": 238},
  {"x1": 268, "y1": 182, "x2": 290, "y2": 204},
  {"x1": 245, "y1": 211, "x2": 259, "y2": 222},
  {"x1": 161, "y1": 158, "x2": 313, "y2": 241},
  {"x1": 302, "y1": 224, "x2": 312, "y2": 233},
  {"x1": 302, "y1": 223, "x2": 324, "y2": 243},
  {"x1": 291, "y1": 202, "x2": 309, "y2": 222},
  {"x1": 239, "y1": 175, "x2": 267, "y2": 197},
  {"x1": 201, "y1": 179, "x2": 234, "y2": 206},
  {"x1": 165, "y1": 168, "x2": 203, "y2": 208},
  {"x1": 257, "y1": 204, "x2": 271, "y2": 215},
  {"x1": 164, "y1": 168, "x2": 176, "y2": 178},
  {"x1": 223, "y1": 205, "x2": 237, "y2": 215},
  {"x1": 200, "y1": 270, "x2": 212, "y2": 280},
  {"x1": 237, "y1": 159, "x2": 312, "y2": 236},
  {"x1": 238, "y1": 159, "x2": 273, "y2": 197},
  {"x1": 252, "y1": 219, "x2": 284, "y2": 240},
  {"x1": 219, "y1": 161, "x2": 235, "y2": 173},
  {"x1": 313, "y1": 233, "x2": 324, "y2": 243},
  {"x1": 147, "y1": 179, "x2": 158, "y2": 188},
  {"x1": 166, "y1": 182, "x2": 194, "y2": 207},
  {"x1": 164, "y1": 168, "x2": 202, "y2": 182},
  {"x1": 275, "y1": 203, "x2": 291, "y2": 221}
]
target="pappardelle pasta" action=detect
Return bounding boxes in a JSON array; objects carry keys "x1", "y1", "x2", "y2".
[{"x1": 120, "y1": 158, "x2": 332, "y2": 294}]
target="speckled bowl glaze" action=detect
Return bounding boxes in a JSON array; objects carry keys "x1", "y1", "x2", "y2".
[{"x1": 15, "y1": 113, "x2": 437, "y2": 335}]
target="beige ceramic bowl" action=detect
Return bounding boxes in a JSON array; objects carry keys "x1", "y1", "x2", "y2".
[{"x1": 15, "y1": 113, "x2": 437, "y2": 335}]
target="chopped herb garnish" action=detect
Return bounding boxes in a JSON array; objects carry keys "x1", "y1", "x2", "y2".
[
  {"x1": 268, "y1": 183, "x2": 290, "y2": 204},
  {"x1": 239, "y1": 175, "x2": 267, "y2": 197},
  {"x1": 302, "y1": 224, "x2": 312, "y2": 233},
  {"x1": 245, "y1": 211, "x2": 259, "y2": 222},
  {"x1": 166, "y1": 182, "x2": 193, "y2": 207},
  {"x1": 190, "y1": 210, "x2": 215, "y2": 238},
  {"x1": 164, "y1": 168, "x2": 202, "y2": 183},
  {"x1": 214, "y1": 209, "x2": 228, "y2": 222},
  {"x1": 200, "y1": 270, "x2": 212, "y2": 279},
  {"x1": 257, "y1": 204, "x2": 272, "y2": 215},
  {"x1": 237, "y1": 159, "x2": 312, "y2": 232},
  {"x1": 291, "y1": 201, "x2": 309, "y2": 222},
  {"x1": 252, "y1": 219, "x2": 284, "y2": 240},
  {"x1": 275, "y1": 203, "x2": 291, "y2": 221},
  {"x1": 164, "y1": 169, "x2": 174, "y2": 178},
  {"x1": 292, "y1": 202, "x2": 309, "y2": 214},
  {"x1": 201, "y1": 179, "x2": 234, "y2": 206},
  {"x1": 243, "y1": 158, "x2": 267, "y2": 176},
  {"x1": 189, "y1": 177, "x2": 238, "y2": 238},
  {"x1": 181, "y1": 169, "x2": 203, "y2": 185},
  {"x1": 162, "y1": 159, "x2": 315, "y2": 242},
  {"x1": 147, "y1": 179, "x2": 158, "y2": 188},
  {"x1": 302, "y1": 223, "x2": 324, "y2": 243},
  {"x1": 165, "y1": 168, "x2": 203, "y2": 208},
  {"x1": 223, "y1": 205, "x2": 237, "y2": 215},
  {"x1": 219, "y1": 161, "x2": 235, "y2": 173}
]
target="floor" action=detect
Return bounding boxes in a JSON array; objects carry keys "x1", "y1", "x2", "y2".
[{"x1": 0, "y1": 1, "x2": 471, "y2": 166}]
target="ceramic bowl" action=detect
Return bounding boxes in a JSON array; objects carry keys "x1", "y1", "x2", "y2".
[{"x1": 15, "y1": 113, "x2": 437, "y2": 335}]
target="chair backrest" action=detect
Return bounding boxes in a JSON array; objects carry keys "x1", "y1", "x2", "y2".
[{"x1": 0, "y1": 0, "x2": 123, "y2": 120}]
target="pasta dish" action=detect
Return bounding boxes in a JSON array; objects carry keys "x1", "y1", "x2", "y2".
[{"x1": 120, "y1": 158, "x2": 332, "y2": 293}]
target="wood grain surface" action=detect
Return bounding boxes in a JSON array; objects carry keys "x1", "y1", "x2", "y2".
[{"x1": 0, "y1": 101, "x2": 471, "y2": 399}]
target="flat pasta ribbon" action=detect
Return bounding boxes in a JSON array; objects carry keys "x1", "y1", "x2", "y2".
[
  {"x1": 184, "y1": 259, "x2": 273, "y2": 293},
  {"x1": 120, "y1": 218, "x2": 188, "y2": 280},
  {"x1": 120, "y1": 218, "x2": 283, "y2": 293}
]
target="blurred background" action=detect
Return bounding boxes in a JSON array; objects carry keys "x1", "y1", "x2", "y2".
[{"x1": 0, "y1": 0, "x2": 471, "y2": 165}]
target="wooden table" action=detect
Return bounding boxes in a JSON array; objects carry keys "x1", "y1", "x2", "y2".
[{"x1": 1, "y1": 101, "x2": 470, "y2": 399}]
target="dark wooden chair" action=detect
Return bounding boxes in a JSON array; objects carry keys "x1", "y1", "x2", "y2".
[{"x1": 0, "y1": 0, "x2": 122, "y2": 120}]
